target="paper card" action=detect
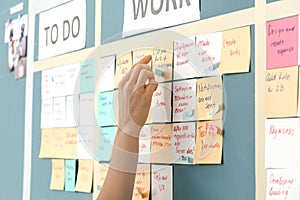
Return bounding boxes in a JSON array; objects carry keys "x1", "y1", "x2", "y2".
[
  {"x1": 52, "y1": 66, "x2": 68, "y2": 97},
  {"x1": 150, "y1": 82, "x2": 172, "y2": 123},
  {"x1": 173, "y1": 79, "x2": 197, "y2": 122},
  {"x1": 115, "y1": 52, "x2": 132, "y2": 88},
  {"x1": 139, "y1": 125, "x2": 151, "y2": 163},
  {"x1": 41, "y1": 69, "x2": 54, "y2": 99},
  {"x1": 265, "y1": 66, "x2": 298, "y2": 118},
  {"x1": 173, "y1": 37, "x2": 198, "y2": 80},
  {"x1": 93, "y1": 162, "x2": 109, "y2": 200},
  {"x1": 79, "y1": 93, "x2": 95, "y2": 126},
  {"x1": 132, "y1": 164, "x2": 151, "y2": 200},
  {"x1": 132, "y1": 48, "x2": 153, "y2": 66},
  {"x1": 196, "y1": 76, "x2": 223, "y2": 120},
  {"x1": 53, "y1": 97, "x2": 66, "y2": 127},
  {"x1": 97, "y1": 91, "x2": 115, "y2": 127},
  {"x1": 266, "y1": 169, "x2": 299, "y2": 200},
  {"x1": 95, "y1": 126, "x2": 116, "y2": 161},
  {"x1": 65, "y1": 159, "x2": 76, "y2": 192},
  {"x1": 66, "y1": 95, "x2": 79, "y2": 127},
  {"x1": 78, "y1": 126, "x2": 95, "y2": 159},
  {"x1": 50, "y1": 159, "x2": 65, "y2": 191},
  {"x1": 219, "y1": 26, "x2": 251, "y2": 74},
  {"x1": 41, "y1": 98, "x2": 53, "y2": 128},
  {"x1": 80, "y1": 60, "x2": 95, "y2": 93},
  {"x1": 65, "y1": 63, "x2": 80, "y2": 95},
  {"x1": 39, "y1": 128, "x2": 77, "y2": 159},
  {"x1": 194, "y1": 120, "x2": 223, "y2": 164},
  {"x1": 266, "y1": 16, "x2": 298, "y2": 69},
  {"x1": 75, "y1": 159, "x2": 94, "y2": 193},
  {"x1": 151, "y1": 165, "x2": 173, "y2": 200},
  {"x1": 194, "y1": 32, "x2": 222, "y2": 77},
  {"x1": 97, "y1": 55, "x2": 115, "y2": 92},
  {"x1": 152, "y1": 47, "x2": 173, "y2": 82},
  {"x1": 172, "y1": 123, "x2": 196, "y2": 164},
  {"x1": 150, "y1": 124, "x2": 172, "y2": 164},
  {"x1": 265, "y1": 118, "x2": 300, "y2": 168}
]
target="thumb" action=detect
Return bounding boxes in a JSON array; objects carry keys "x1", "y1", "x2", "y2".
[{"x1": 146, "y1": 79, "x2": 158, "y2": 93}]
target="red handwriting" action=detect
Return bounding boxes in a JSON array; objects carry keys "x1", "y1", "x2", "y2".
[{"x1": 269, "y1": 125, "x2": 295, "y2": 140}]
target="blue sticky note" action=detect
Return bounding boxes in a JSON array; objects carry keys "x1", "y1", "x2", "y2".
[
  {"x1": 97, "y1": 91, "x2": 115, "y2": 126},
  {"x1": 95, "y1": 127, "x2": 116, "y2": 162},
  {"x1": 80, "y1": 60, "x2": 95, "y2": 93},
  {"x1": 65, "y1": 160, "x2": 76, "y2": 192}
]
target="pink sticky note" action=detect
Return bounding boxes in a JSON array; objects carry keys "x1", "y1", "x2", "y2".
[{"x1": 266, "y1": 15, "x2": 298, "y2": 69}]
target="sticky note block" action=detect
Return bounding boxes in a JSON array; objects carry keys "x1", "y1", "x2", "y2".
[
  {"x1": 132, "y1": 48, "x2": 153, "y2": 65},
  {"x1": 115, "y1": 52, "x2": 132, "y2": 88},
  {"x1": 152, "y1": 47, "x2": 173, "y2": 82},
  {"x1": 265, "y1": 66, "x2": 298, "y2": 118},
  {"x1": 96, "y1": 55, "x2": 115, "y2": 92},
  {"x1": 75, "y1": 159, "x2": 94, "y2": 193},
  {"x1": 266, "y1": 169, "x2": 299, "y2": 200},
  {"x1": 219, "y1": 26, "x2": 251, "y2": 74},
  {"x1": 52, "y1": 65, "x2": 68, "y2": 97},
  {"x1": 132, "y1": 164, "x2": 151, "y2": 200},
  {"x1": 265, "y1": 118, "x2": 300, "y2": 168},
  {"x1": 53, "y1": 96, "x2": 66, "y2": 127},
  {"x1": 172, "y1": 122, "x2": 196, "y2": 164},
  {"x1": 40, "y1": 98, "x2": 53, "y2": 128},
  {"x1": 79, "y1": 93, "x2": 95, "y2": 126},
  {"x1": 80, "y1": 60, "x2": 95, "y2": 93},
  {"x1": 50, "y1": 159, "x2": 65, "y2": 191},
  {"x1": 266, "y1": 16, "x2": 298, "y2": 69},
  {"x1": 138, "y1": 125, "x2": 151, "y2": 164},
  {"x1": 196, "y1": 76, "x2": 223, "y2": 120},
  {"x1": 93, "y1": 161, "x2": 109, "y2": 200},
  {"x1": 194, "y1": 32, "x2": 222, "y2": 77},
  {"x1": 194, "y1": 120, "x2": 223, "y2": 164},
  {"x1": 151, "y1": 165, "x2": 173, "y2": 200},
  {"x1": 65, "y1": 159, "x2": 76, "y2": 192},
  {"x1": 173, "y1": 37, "x2": 197, "y2": 80},
  {"x1": 173, "y1": 79, "x2": 197, "y2": 122},
  {"x1": 78, "y1": 126, "x2": 95, "y2": 159},
  {"x1": 65, "y1": 95, "x2": 79, "y2": 127},
  {"x1": 41, "y1": 69, "x2": 54, "y2": 99},
  {"x1": 150, "y1": 82, "x2": 172, "y2": 123},
  {"x1": 95, "y1": 126, "x2": 116, "y2": 161},
  {"x1": 65, "y1": 63, "x2": 80, "y2": 95},
  {"x1": 150, "y1": 124, "x2": 172, "y2": 164},
  {"x1": 97, "y1": 91, "x2": 115, "y2": 126}
]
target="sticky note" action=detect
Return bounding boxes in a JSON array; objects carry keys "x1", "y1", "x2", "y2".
[
  {"x1": 65, "y1": 95, "x2": 80, "y2": 127},
  {"x1": 266, "y1": 16, "x2": 298, "y2": 69},
  {"x1": 152, "y1": 47, "x2": 173, "y2": 82},
  {"x1": 40, "y1": 98, "x2": 53, "y2": 128},
  {"x1": 138, "y1": 125, "x2": 151, "y2": 164},
  {"x1": 78, "y1": 126, "x2": 95, "y2": 159},
  {"x1": 97, "y1": 91, "x2": 115, "y2": 126},
  {"x1": 173, "y1": 37, "x2": 197, "y2": 80},
  {"x1": 219, "y1": 26, "x2": 251, "y2": 74},
  {"x1": 265, "y1": 66, "x2": 298, "y2": 118},
  {"x1": 173, "y1": 79, "x2": 197, "y2": 122},
  {"x1": 79, "y1": 93, "x2": 95, "y2": 126},
  {"x1": 95, "y1": 126, "x2": 116, "y2": 161},
  {"x1": 96, "y1": 55, "x2": 115, "y2": 92},
  {"x1": 65, "y1": 63, "x2": 80, "y2": 95},
  {"x1": 80, "y1": 60, "x2": 95, "y2": 93},
  {"x1": 115, "y1": 52, "x2": 132, "y2": 88},
  {"x1": 65, "y1": 159, "x2": 76, "y2": 192},
  {"x1": 75, "y1": 159, "x2": 94, "y2": 193},
  {"x1": 52, "y1": 65, "x2": 68, "y2": 97},
  {"x1": 93, "y1": 161, "x2": 109, "y2": 200},
  {"x1": 132, "y1": 48, "x2": 153, "y2": 66},
  {"x1": 196, "y1": 76, "x2": 223, "y2": 120},
  {"x1": 266, "y1": 169, "x2": 299, "y2": 200},
  {"x1": 41, "y1": 69, "x2": 54, "y2": 99},
  {"x1": 132, "y1": 164, "x2": 151, "y2": 200},
  {"x1": 194, "y1": 32, "x2": 222, "y2": 77},
  {"x1": 50, "y1": 159, "x2": 65, "y2": 191},
  {"x1": 150, "y1": 124, "x2": 172, "y2": 164},
  {"x1": 151, "y1": 165, "x2": 173, "y2": 200},
  {"x1": 265, "y1": 118, "x2": 300, "y2": 168},
  {"x1": 194, "y1": 120, "x2": 223, "y2": 164},
  {"x1": 172, "y1": 122, "x2": 196, "y2": 164},
  {"x1": 53, "y1": 96, "x2": 66, "y2": 127},
  {"x1": 150, "y1": 82, "x2": 172, "y2": 123}
]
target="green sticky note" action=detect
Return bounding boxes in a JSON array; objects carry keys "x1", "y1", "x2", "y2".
[
  {"x1": 65, "y1": 160, "x2": 76, "y2": 192},
  {"x1": 80, "y1": 60, "x2": 95, "y2": 93},
  {"x1": 155, "y1": 68, "x2": 164, "y2": 77},
  {"x1": 97, "y1": 91, "x2": 115, "y2": 127}
]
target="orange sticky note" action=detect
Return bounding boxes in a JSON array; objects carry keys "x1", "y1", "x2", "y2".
[
  {"x1": 50, "y1": 159, "x2": 65, "y2": 191},
  {"x1": 132, "y1": 48, "x2": 153, "y2": 66},
  {"x1": 114, "y1": 52, "x2": 132, "y2": 88},
  {"x1": 93, "y1": 161, "x2": 109, "y2": 200},
  {"x1": 132, "y1": 164, "x2": 151, "y2": 200},
  {"x1": 75, "y1": 159, "x2": 94, "y2": 193},
  {"x1": 152, "y1": 47, "x2": 173, "y2": 82}
]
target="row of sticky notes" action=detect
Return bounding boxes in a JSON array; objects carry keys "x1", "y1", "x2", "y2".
[{"x1": 40, "y1": 120, "x2": 222, "y2": 164}]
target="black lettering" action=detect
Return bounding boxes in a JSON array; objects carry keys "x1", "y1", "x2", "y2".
[
  {"x1": 63, "y1": 20, "x2": 70, "y2": 41},
  {"x1": 51, "y1": 24, "x2": 58, "y2": 44},
  {"x1": 132, "y1": 0, "x2": 148, "y2": 20},
  {"x1": 151, "y1": 0, "x2": 164, "y2": 15},
  {"x1": 72, "y1": 16, "x2": 80, "y2": 38},
  {"x1": 44, "y1": 26, "x2": 50, "y2": 46},
  {"x1": 166, "y1": 0, "x2": 177, "y2": 11}
]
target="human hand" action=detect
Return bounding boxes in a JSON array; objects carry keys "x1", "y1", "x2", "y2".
[{"x1": 117, "y1": 55, "x2": 158, "y2": 137}]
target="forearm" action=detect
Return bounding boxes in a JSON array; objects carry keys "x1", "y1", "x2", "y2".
[{"x1": 97, "y1": 128, "x2": 140, "y2": 200}]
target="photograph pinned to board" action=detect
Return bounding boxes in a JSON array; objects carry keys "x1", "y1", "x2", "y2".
[{"x1": 5, "y1": 14, "x2": 28, "y2": 75}]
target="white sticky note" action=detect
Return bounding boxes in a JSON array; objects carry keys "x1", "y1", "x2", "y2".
[
  {"x1": 66, "y1": 95, "x2": 79, "y2": 127},
  {"x1": 79, "y1": 93, "x2": 95, "y2": 126},
  {"x1": 138, "y1": 125, "x2": 151, "y2": 163},
  {"x1": 41, "y1": 98, "x2": 53, "y2": 128},
  {"x1": 78, "y1": 126, "x2": 95, "y2": 159},
  {"x1": 53, "y1": 96, "x2": 66, "y2": 127},
  {"x1": 265, "y1": 118, "x2": 300, "y2": 168},
  {"x1": 41, "y1": 69, "x2": 54, "y2": 99},
  {"x1": 52, "y1": 65, "x2": 68, "y2": 97},
  {"x1": 65, "y1": 63, "x2": 80, "y2": 95},
  {"x1": 97, "y1": 55, "x2": 116, "y2": 92},
  {"x1": 151, "y1": 165, "x2": 173, "y2": 200}
]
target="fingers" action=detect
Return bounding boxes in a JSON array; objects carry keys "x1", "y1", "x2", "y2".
[
  {"x1": 146, "y1": 79, "x2": 158, "y2": 93},
  {"x1": 128, "y1": 64, "x2": 152, "y2": 86},
  {"x1": 135, "y1": 69, "x2": 155, "y2": 90},
  {"x1": 132, "y1": 55, "x2": 152, "y2": 68}
]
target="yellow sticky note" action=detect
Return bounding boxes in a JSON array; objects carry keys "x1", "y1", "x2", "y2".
[
  {"x1": 219, "y1": 26, "x2": 251, "y2": 74},
  {"x1": 50, "y1": 159, "x2": 65, "y2": 191},
  {"x1": 75, "y1": 159, "x2": 94, "y2": 193},
  {"x1": 194, "y1": 120, "x2": 223, "y2": 164},
  {"x1": 93, "y1": 161, "x2": 109, "y2": 200},
  {"x1": 132, "y1": 48, "x2": 153, "y2": 66},
  {"x1": 114, "y1": 52, "x2": 133, "y2": 88},
  {"x1": 196, "y1": 76, "x2": 223, "y2": 120},
  {"x1": 265, "y1": 66, "x2": 299, "y2": 118},
  {"x1": 132, "y1": 164, "x2": 151, "y2": 200},
  {"x1": 152, "y1": 47, "x2": 173, "y2": 82},
  {"x1": 150, "y1": 124, "x2": 172, "y2": 164}
]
